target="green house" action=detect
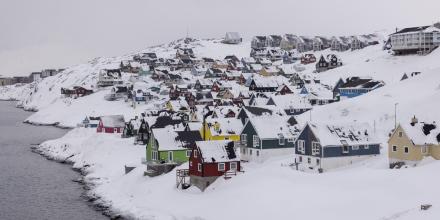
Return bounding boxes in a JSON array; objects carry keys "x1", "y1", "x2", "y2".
[{"x1": 146, "y1": 127, "x2": 202, "y2": 164}]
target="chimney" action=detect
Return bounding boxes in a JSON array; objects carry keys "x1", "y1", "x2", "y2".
[{"x1": 411, "y1": 115, "x2": 418, "y2": 126}]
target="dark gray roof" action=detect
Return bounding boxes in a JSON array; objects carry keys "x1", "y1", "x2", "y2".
[{"x1": 392, "y1": 26, "x2": 431, "y2": 35}]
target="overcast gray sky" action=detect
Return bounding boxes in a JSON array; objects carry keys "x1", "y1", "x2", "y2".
[{"x1": 0, "y1": 0, "x2": 439, "y2": 76}]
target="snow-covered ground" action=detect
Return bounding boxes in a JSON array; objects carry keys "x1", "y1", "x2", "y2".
[
  {"x1": 2, "y1": 36, "x2": 440, "y2": 219},
  {"x1": 38, "y1": 127, "x2": 440, "y2": 220}
]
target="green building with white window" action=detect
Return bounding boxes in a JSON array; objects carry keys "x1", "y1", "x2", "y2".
[{"x1": 145, "y1": 126, "x2": 202, "y2": 176}]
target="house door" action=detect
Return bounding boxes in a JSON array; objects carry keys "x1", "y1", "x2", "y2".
[{"x1": 168, "y1": 151, "x2": 173, "y2": 162}]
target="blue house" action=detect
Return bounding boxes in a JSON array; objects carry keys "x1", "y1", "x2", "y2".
[
  {"x1": 240, "y1": 116, "x2": 301, "y2": 163},
  {"x1": 295, "y1": 122, "x2": 380, "y2": 172},
  {"x1": 336, "y1": 77, "x2": 385, "y2": 99}
]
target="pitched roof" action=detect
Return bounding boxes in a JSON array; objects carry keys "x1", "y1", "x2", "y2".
[
  {"x1": 306, "y1": 122, "x2": 379, "y2": 146},
  {"x1": 100, "y1": 115, "x2": 125, "y2": 128},
  {"x1": 268, "y1": 94, "x2": 312, "y2": 109},
  {"x1": 339, "y1": 77, "x2": 385, "y2": 89},
  {"x1": 248, "y1": 116, "x2": 300, "y2": 139},
  {"x1": 196, "y1": 140, "x2": 239, "y2": 163},
  {"x1": 400, "y1": 119, "x2": 440, "y2": 145}
]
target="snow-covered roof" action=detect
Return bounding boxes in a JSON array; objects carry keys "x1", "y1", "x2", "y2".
[
  {"x1": 303, "y1": 82, "x2": 334, "y2": 100},
  {"x1": 196, "y1": 140, "x2": 239, "y2": 163},
  {"x1": 307, "y1": 122, "x2": 379, "y2": 146},
  {"x1": 225, "y1": 32, "x2": 241, "y2": 40},
  {"x1": 206, "y1": 117, "x2": 243, "y2": 136},
  {"x1": 339, "y1": 77, "x2": 385, "y2": 90},
  {"x1": 268, "y1": 94, "x2": 312, "y2": 110},
  {"x1": 151, "y1": 126, "x2": 188, "y2": 151},
  {"x1": 251, "y1": 75, "x2": 287, "y2": 88},
  {"x1": 247, "y1": 116, "x2": 300, "y2": 139},
  {"x1": 100, "y1": 115, "x2": 125, "y2": 128},
  {"x1": 399, "y1": 119, "x2": 440, "y2": 145}
]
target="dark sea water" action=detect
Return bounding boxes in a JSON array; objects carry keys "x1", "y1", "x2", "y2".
[{"x1": 0, "y1": 101, "x2": 107, "y2": 220}]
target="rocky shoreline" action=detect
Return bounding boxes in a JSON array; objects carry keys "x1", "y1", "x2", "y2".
[{"x1": 30, "y1": 145, "x2": 127, "y2": 220}]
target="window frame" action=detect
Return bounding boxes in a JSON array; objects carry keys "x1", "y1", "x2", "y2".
[
  {"x1": 230, "y1": 162, "x2": 237, "y2": 170},
  {"x1": 186, "y1": 150, "x2": 191, "y2": 157},
  {"x1": 404, "y1": 146, "x2": 409, "y2": 154},
  {"x1": 297, "y1": 140, "x2": 305, "y2": 154},
  {"x1": 279, "y1": 136, "x2": 285, "y2": 145},
  {"x1": 392, "y1": 145, "x2": 397, "y2": 152},
  {"x1": 241, "y1": 134, "x2": 247, "y2": 144},
  {"x1": 198, "y1": 163, "x2": 202, "y2": 172},
  {"x1": 311, "y1": 141, "x2": 320, "y2": 155},
  {"x1": 218, "y1": 163, "x2": 225, "y2": 171},
  {"x1": 253, "y1": 135, "x2": 260, "y2": 147}
]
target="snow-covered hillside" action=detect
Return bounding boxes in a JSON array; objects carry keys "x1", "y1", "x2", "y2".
[
  {"x1": 1, "y1": 38, "x2": 250, "y2": 127},
  {"x1": 2, "y1": 35, "x2": 440, "y2": 220}
]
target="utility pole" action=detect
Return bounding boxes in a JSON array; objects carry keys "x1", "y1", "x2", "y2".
[{"x1": 394, "y1": 103, "x2": 399, "y2": 130}]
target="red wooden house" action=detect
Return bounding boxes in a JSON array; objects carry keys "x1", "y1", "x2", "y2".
[
  {"x1": 189, "y1": 140, "x2": 241, "y2": 191},
  {"x1": 275, "y1": 84, "x2": 293, "y2": 95},
  {"x1": 301, "y1": 54, "x2": 317, "y2": 64},
  {"x1": 97, "y1": 115, "x2": 125, "y2": 133},
  {"x1": 61, "y1": 86, "x2": 93, "y2": 98}
]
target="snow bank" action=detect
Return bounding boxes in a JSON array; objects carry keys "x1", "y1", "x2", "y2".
[{"x1": 38, "y1": 127, "x2": 440, "y2": 220}]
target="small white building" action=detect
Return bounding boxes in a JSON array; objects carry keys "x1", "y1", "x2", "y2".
[{"x1": 222, "y1": 32, "x2": 242, "y2": 44}]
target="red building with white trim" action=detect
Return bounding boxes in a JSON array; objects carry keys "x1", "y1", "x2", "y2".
[
  {"x1": 97, "y1": 115, "x2": 125, "y2": 133},
  {"x1": 189, "y1": 140, "x2": 241, "y2": 191}
]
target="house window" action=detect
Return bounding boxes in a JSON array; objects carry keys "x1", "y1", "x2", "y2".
[
  {"x1": 297, "y1": 140, "x2": 305, "y2": 153},
  {"x1": 398, "y1": 132, "x2": 403, "y2": 137},
  {"x1": 352, "y1": 145, "x2": 359, "y2": 150},
  {"x1": 404, "y1": 146, "x2": 409, "y2": 154},
  {"x1": 392, "y1": 146, "x2": 397, "y2": 152},
  {"x1": 253, "y1": 135, "x2": 260, "y2": 147},
  {"x1": 342, "y1": 145, "x2": 349, "y2": 153},
  {"x1": 316, "y1": 158, "x2": 320, "y2": 165},
  {"x1": 218, "y1": 163, "x2": 225, "y2": 171},
  {"x1": 241, "y1": 134, "x2": 247, "y2": 144},
  {"x1": 198, "y1": 163, "x2": 202, "y2": 172},
  {"x1": 151, "y1": 151, "x2": 158, "y2": 160},
  {"x1": 288, "y1": 138, "x2": 294, "y2": 142},
  {"x1": 168, "y1": 151, "x2": 173, "y2": 162},
  {"x1": 307, "y1": 157, "x2": 311, "y2": 164},
  {"x1": 230, "y1": 162, "x2": 237, "y2": 170},
  {"x1": 186, "y1": 150, "x2": 191, "y2": 157},
  {"x1": 298, "y1": 156, "x2": 302, "y2": 163},
  {"x1": 194, "y1": 150, "x2": 198, "y2": 158},
  {"x1": 256, "y1": 150, "x2": 260, "y2": 157},
  {"x1": 312, "y1": 142, "x2": 320, "y2": 155},
  {"x1": 279, "y1": 137, "x2": 285, "y2": 145}
]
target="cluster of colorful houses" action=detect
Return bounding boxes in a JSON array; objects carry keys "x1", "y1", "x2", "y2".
[
  {"x1": 83, "y1": 105, "x2": 440, "y2": 191},
  {"x1": 60, "y1": 33, "x2": 400, "y2": 191},
  {"x1": 30, "y1": 27, "x2": 439, "y2": 191}
]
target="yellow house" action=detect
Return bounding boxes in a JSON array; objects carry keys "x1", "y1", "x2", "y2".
[
  {"x1": 165, "y1": 99, "x2": 189, "y2": 112},
  {"x1": 388, "y1": 116, "x2": 440, "y2": 168},
  {"x1": 200, "y1": 118, "x2": 241, "y2": 141},
  {"x1": 259, "y1": 66, "x2": 279, "y2": 77}
]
